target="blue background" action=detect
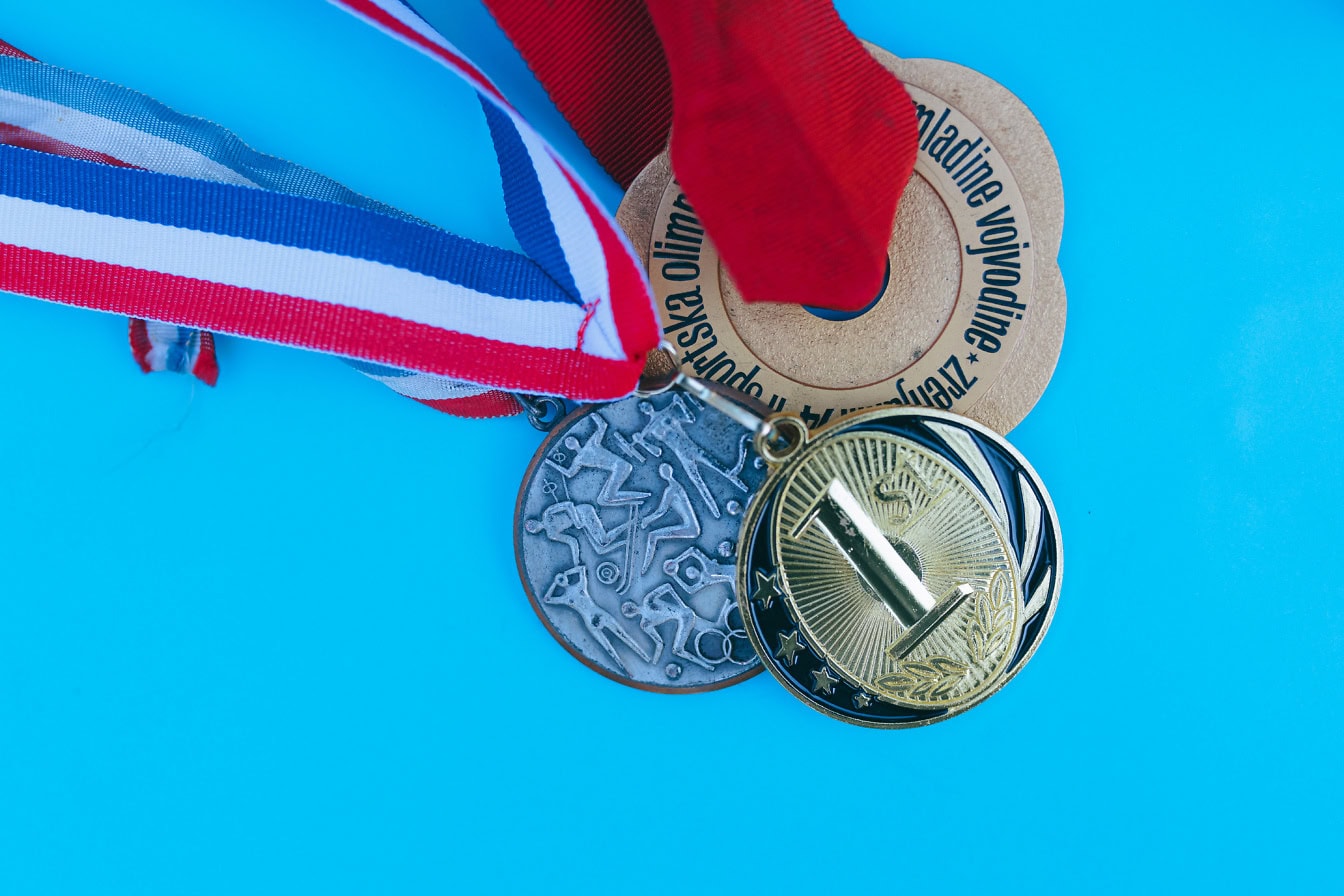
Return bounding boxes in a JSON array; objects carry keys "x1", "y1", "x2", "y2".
[{"x1": 1, "y1": 1, "x2": 1341, "y2": 892}]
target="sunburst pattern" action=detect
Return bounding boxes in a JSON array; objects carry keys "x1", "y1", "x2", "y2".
[{"x1": 772, "y1": 432, "x2": 1018, "y2": 694}]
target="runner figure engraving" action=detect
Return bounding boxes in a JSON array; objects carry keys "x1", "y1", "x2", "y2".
[
  {"x1": 547, "y1": 413, "x2": 649, "y2": 505},
  {"x1": 621, "y1": 395, "x2": 750, "y2": 518}
]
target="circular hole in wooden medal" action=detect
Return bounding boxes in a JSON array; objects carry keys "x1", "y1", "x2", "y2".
[
  {"x1": 720, "y1": 172, "x2": 961, "y2": 390},
  {"x1": 618, "y1": 53, "x2": 1065, "y2": 435}
]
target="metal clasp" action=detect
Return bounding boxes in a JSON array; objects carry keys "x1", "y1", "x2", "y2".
[{"x1": 636, "y1": 342, "x2": 808, "y2": 466}]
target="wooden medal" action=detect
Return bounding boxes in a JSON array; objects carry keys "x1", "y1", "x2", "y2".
[{"x1": 618, "y1": 47, "x2": 1066, "y2": 434}]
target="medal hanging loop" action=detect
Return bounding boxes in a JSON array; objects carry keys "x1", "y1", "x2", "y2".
[
  {"x1": 636, "y1": 349, "x2": 810, "y2": 467},
  {"x1": 517, "y1": 394, "x2": 569, "y2": 431},
  {"x1": 672, "y1": 372, "x2": 813, "y2": 469},
  {"x1": 754, "y1": 416, "x2": 809, "y2": 467},
  {"x1": 673, "y1": 374, "x2": 769, "y2": 436},
  {"x1": 636, "y1": 343, "x2": 769, "y2": 433}
]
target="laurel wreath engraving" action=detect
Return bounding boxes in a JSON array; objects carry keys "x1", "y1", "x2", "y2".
[
  {"x1": 874, "y1": 656, "x2": 969, "y2": 701},
  {"x1": 873, "y1": 570, "x2": 1016, "y2": 703},
  {"x1": 968, "y1": 569, "x2": 1014, "y2": 664}
]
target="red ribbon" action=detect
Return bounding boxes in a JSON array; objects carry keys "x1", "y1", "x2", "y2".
[
  {"x1": 484, "y1": 0, "x2": 919, "y2": 313},
  {"x1": 0, "y1": 39, "x2": 32, "y2": 60}
]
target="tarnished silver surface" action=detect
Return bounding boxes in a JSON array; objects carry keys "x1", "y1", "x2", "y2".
[{"x1": 515, "y1": 390, "x2": 768, "y2": 691}]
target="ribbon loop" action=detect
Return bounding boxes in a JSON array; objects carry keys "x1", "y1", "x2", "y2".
[
  {"x1": 0, "y1": 0, "x2": 923, "y2": 416},
  {"x1": 0, "y1": 5, "x2": 661, "y2": 414}
]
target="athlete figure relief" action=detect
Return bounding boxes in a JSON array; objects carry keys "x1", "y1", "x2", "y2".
[
  {"x1": 637, "y1": 464, "x2": 701, "y2": 573},
  {"x1": 541, "y1": 566, "x2": 650, "y2": 675},
  {"x1": 663, "y1": 546, "x2": 734, "y2": 594},
  {"x1": 546, "y1": 412, "x2": 649, "y2": 505},
  {"x1": 620, "y1": 395, "x2": 751, "y2": 519},
  {"x1": 523, "y1": 500, "x2": 630, "y2": 567},
  {"x1": 523, "y1": 396, "x2": 756, "y2": 681},
  {"x1": 621, "y1": 584, "x2": 723, "y2": 671}
]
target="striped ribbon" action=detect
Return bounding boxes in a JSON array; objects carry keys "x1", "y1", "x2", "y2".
[
  {"x1": 0, "y1": 1, "x2": 659, "y2": 417},
  {"x1": 0, "y1": 41, "x2": 223, "y2": 389}
]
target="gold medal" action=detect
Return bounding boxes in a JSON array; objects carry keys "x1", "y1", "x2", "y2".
[
  {"x1": 736, "y1": 403, "x2": 1060, "y2": 725},
  {"x1": 608, "y1": 370, "x2": 1064, "y2": 726}
]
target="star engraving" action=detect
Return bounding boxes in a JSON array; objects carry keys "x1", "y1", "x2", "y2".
[
  {"x1": 811, "y1": 666, "x2": 839, "y2": 696},
  {"x1": 853, "y1": 692, "x2": 874, "y2": 710},
  {"x1": 751, "y1": 569, "x2": 782, "y2": 609},
  {"x1": 775, "y1": 629, "x2": 805, "y2": 666},
  {"x1": 966, "y1": 353, "x2": 979, "y2": 364}
]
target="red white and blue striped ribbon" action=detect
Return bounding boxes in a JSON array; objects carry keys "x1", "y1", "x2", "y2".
[
  {"x1": 0, "y1": 1, "x2": 659, "y2": 417},
  {"x1": 128, "y1": 320, "x2": 219, "y2": 386}
]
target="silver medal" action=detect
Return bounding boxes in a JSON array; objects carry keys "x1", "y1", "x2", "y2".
[{"x1": 515, "y1": 388, "x2": 768, "y2": 691}]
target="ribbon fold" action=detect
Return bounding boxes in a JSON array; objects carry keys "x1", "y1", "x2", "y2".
[
  {"x1": 486, "y1": 0, "x2": 920, "y2": 312},
  {"x1": 0, "y1": 0, "x2": 921, "y2": 414},
  {"x1": 0, "y1": 3, "x2": 659, "y2": 415}
]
